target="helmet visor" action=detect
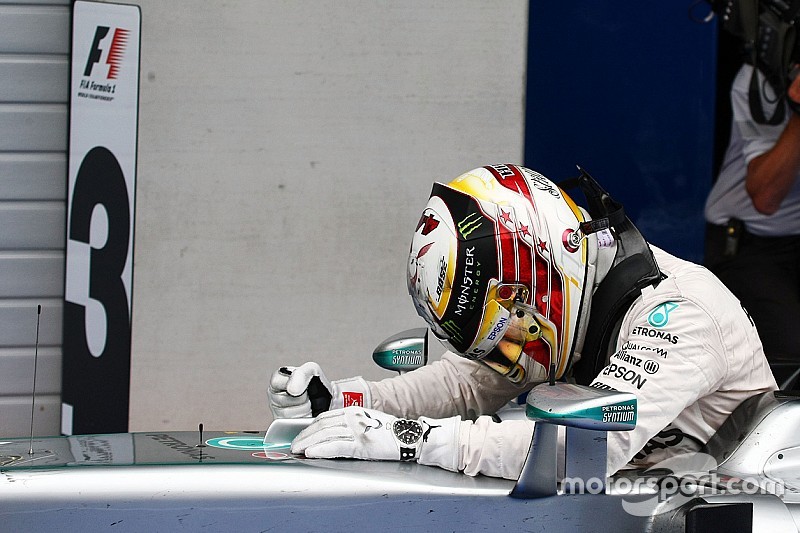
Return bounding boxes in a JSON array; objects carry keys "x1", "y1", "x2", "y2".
[{"x1": 468, "y1": 301, "x2": 545, "y2": 383}]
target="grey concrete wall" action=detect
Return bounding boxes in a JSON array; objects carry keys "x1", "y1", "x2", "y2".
[{"x1": 123, "y1": 0, "x2": 528, "y2": 431}]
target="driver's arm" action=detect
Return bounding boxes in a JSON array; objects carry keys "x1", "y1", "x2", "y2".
[
  {"x1": 369, "y1": 350, "x2": 527, "y2": 419},
  {"x1": 367, "y1": 351, "x2": 537, "y2": 480}
]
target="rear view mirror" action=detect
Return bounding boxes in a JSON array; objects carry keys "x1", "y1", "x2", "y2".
[
  {"x1": 526, "y1": 382, "x2": 637, "y2": 431},
  {"x1": 511, "y1": 382, "x2": 637, "y2": 499},
  {"x1": 372, "y1": 328, "x2": 428, "y2": 375}
]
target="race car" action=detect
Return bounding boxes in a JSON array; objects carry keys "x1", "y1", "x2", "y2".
[{"x1": 2, "y1": 330, "x2": 799, "y2": 532}]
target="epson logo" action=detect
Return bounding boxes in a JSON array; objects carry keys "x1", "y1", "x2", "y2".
[
  {"x1": 487, "y1": 317, "x2": 508, "y2": 341},
  {"x1": 602, "y1": 363, "x2": 647, "y2": 390}
]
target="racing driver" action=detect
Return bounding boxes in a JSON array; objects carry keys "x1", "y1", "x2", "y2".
[{"x1": 269, "y1": 164, "x2": 777, "y2": 479}]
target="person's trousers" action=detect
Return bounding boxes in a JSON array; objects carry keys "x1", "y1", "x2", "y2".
[{"x1": 704, "y1": 221, "x2": 800, "y2": 389}]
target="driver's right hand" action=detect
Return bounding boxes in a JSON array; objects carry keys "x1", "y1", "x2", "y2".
[
  {"x1": 268, "y1": 362, "x2": 332, "y2": 418},
  {"x1": 269, "y1": 362, "x2": 373, "y2": 419}
]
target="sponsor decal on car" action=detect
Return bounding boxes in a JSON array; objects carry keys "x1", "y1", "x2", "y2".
[
  {"x1": 601, "y1": 402, "x2": 636, "y2": 424},
  {"x1": 149, "y1": 433, "x2": 210, "y2": 460},
  {"x1": 590, "y1": 381, "x2": 617, "y2": 391},
  {"x1": 205, "y1": 436, "x2": 291, "y2": 460},
  {"x1": 391, "y1": 349, "x2": 424, "y2": 367},
  {"x1": 205, "y1": 436, "x2": 267, "y2": 451}
]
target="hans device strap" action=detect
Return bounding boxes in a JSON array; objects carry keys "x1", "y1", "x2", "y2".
[{"x1": 558, "y1": 169, "x2": 663, "y2": 385}]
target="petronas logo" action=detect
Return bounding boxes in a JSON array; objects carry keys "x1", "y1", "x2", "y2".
[
  {"x1": 457, "y1": 213, "x2": 483, "y2": 239},
  {"x1": 441, "y1": 320, "x2": 464, "y2": 343},
  {"x1": 648, "y1": 302, "x2": 678, "y2": 328}
]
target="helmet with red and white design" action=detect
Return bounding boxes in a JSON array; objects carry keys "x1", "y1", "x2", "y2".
[{"x1": 407, "y1": 164, "x2": 591, "y2": 385}]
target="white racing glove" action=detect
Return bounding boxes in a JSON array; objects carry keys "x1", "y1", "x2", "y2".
[
  {"x1": 268, "y1": 362, "x2": 372, "y2": 419},
  {"x1": 291, "y1": 406, "x2": 461, "y2": 471}
]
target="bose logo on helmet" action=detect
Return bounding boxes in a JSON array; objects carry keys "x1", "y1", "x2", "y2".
[{"x1": 436, "y1": 256, "x2": 447, "y2": 299}]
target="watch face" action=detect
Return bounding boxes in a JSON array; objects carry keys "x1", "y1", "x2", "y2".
[{"x1": 393, "y1": 419, "x2": 423, "y2": 445}]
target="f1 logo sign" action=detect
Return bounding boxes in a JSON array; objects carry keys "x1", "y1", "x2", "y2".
[
  {"x1": 83, "y1": 25, "x2": 130, "y2": 79},
  {"x1": 64, "y1": 1, "x2": 140, "y2": 436}
]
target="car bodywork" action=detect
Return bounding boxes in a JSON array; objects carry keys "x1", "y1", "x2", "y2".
[
  {"x1": 2, "y1": 385, "x2": 799, "y2": 532},
  {"x1": 3, "y1": 329, "x2": 799, "y2": 531}
]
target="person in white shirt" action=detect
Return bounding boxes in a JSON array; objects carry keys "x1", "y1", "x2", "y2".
[{"x1": 705, "y1": 63, "x2": 800, "y2": 389}]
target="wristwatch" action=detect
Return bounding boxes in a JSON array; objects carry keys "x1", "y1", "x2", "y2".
[{"x1": 392, "y1": 418, "x2": 423, "y2": 461}]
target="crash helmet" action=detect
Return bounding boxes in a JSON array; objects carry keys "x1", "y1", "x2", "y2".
[{"x1": 407, "y1": 164, "x2": 591, "y2": 385}]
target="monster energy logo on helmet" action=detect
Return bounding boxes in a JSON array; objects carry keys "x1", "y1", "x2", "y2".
[
  {"x1": 458, "y1": 213, "x2": 483, "y2": 239},
  {"x1": 441, "y1": 320, "x2": 464, "y2": 343},
  {"x1": 428, "y1": 183, "x2": 499, "y2": 353}
]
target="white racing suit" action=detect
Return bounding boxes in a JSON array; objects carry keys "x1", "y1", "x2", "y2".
[{"x1": 357, "y1": 246, "x2": 778, "y2": 478}]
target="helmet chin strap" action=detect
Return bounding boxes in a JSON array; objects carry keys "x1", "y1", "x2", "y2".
[
  {"x1": 593, "y1": 239, "x2": 618, "y2": 287},
  {"x1": 569, "y1": 227, "x2": 617, "y2": 367},
  {"x1": 558, "y1": 168, "x2": 662, "y2": 383}
]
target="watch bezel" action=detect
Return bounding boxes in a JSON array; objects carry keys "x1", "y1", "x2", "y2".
[{"x1": 392, "y1": 418, "x2": 423, "y2": 446}]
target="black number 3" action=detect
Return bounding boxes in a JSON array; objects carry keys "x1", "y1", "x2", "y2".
[{"x1": 63, "y1": 146, "x2": 132, "y2": 433}]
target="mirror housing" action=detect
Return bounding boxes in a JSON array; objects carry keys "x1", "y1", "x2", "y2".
[
  {"x1": 372, "y1": 328, "x2": 428, "y2": 374},
  {"x1": 526, "y1": 382, "x2": 637, "y2": 431},
  {"x1": 511, "y1": 382, "x2": 637, "y2": 499}
]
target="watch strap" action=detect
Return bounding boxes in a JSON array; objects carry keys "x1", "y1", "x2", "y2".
[
  {"x1": 400, "y1": 447, "x2": 416, "y2": 461},
  {"x1": 392, "y1": 418, "x2": 422, "y2": 461}
]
